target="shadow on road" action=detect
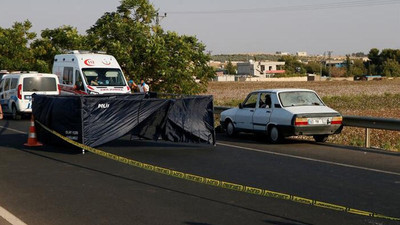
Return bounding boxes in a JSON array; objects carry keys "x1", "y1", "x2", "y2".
[
  {"x1": 18, "y1": 148, "x2": 312, "y2": 225},
  {"x1": 106, "y1": 135, "x2": 214, "y2": 150}
]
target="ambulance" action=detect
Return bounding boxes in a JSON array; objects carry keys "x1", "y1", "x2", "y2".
[{"x1": 52, "y1": 51, "x2": 131, "y2": 95}]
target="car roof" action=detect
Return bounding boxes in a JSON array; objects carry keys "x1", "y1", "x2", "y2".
[
  {"x1": 252, "y1": 88, "x2": 316, "y2": 93},
  {"x1": 3, "y1": 73, "x2": 57, "y2": 77}
]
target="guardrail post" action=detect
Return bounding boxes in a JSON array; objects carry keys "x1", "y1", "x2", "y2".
[{"x1": 365, "y1": 128, "x2": 370, "y2": 148}]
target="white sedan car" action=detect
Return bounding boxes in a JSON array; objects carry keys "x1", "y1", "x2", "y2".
[{"x1": 220, "y1": 89, "x2": 343, "y2": 143}]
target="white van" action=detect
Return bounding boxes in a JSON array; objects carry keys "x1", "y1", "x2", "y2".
[
  {"x1": 0, "y1": 72, "x2": 60, "y2": 119},
  {"x1": 53, "y1": 51, "x2": 131, "y2": 95}
]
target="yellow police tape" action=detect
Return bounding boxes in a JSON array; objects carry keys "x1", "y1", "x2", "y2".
[{"x1": 35, "y1": 120, "x2": 400, "y2": 221}]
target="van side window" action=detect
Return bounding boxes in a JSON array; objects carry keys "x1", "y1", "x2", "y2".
[
  {"x1": 63, "y1": 67, "x2": 73, "y2": 85},
  {"x1": 75, "y1": 70, "x2": 84, "y2": 90},
  {"x1": 10, "y1": 78, "x2": 18, "y2": 89},
  {"x1": 3, "y1": 78, "x2": 10, "y2": 91}
]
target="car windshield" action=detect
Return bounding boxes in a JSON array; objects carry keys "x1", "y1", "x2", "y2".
[
  {"x1": 82, "y1": 68, "x2": 126, "y2": 86},
  {"x1": 279, "y1": 91, "x2": 324, "y2": 107},
  {"x1": 23, "y1": 77, "x2": 57, "y2": 92}
]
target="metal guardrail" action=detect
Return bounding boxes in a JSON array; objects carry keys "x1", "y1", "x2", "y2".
[
  {"x1": 343, "y1": 116, "x2": 400, "y2": 148},
  {"x1": 214, "y1": 106, "x2": 400, "y2": 148},
  {"x1": 343, "y1": 115, "x2": 400, "y2": 131}
]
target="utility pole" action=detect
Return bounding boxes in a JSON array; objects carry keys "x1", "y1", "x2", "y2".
[
  {"x1": 327, "y1": 51, "x2": 333, "y2": 77},
  {"x1": 156, "y1": 12, "x2": 167, "y2": 26},
  {"x1": 320, "y1": 51, "x2": 326, "y2": 76}
]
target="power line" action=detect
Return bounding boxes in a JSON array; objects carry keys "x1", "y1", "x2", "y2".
[{"x1": 167, "y1": 0, "x2": 400, "y2": 15}]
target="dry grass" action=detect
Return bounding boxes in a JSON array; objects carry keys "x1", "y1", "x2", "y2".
[
  {"x1": 206, "y1": 79, "x2": 400, "y2": 107},
  {"x1": 204, "y1": 79, "x2": 400, "y2": 151}
]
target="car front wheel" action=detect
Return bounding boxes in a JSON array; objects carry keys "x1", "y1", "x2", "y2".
[
  {"x1": 268, "y1": 126, "x2": 282, "y2": 144},
  {"x1": 313, "y1": 135, "x2": 329, "y2": 143},
  {"x1": 226, "y1": 121, "x2": 236, "y2": 137}
]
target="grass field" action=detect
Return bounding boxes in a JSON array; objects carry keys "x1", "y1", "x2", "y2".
[{"x1": 204, "y1": 79, "x2": 400, "y2": 151}]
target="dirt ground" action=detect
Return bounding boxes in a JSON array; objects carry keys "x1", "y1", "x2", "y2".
[{"x1": 204, "y1": 79, "x2": 400, "y2": 151}]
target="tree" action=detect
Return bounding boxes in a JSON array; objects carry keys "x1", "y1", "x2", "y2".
[
  {"x1": 0, "y1": 20, "x2": 36, "y2": 71},
  {"x1": 304, "y1": 61, "x2": 320, "y2": 74},
  {"x1": 368, "y1": 48, "x2": 400, "y2": 75},
  {"x1": 351, "y1": 52, "x2": 366, "y2": 57},
  {"x1": 279, "y1": 55, "x2": 306, "y2": 75},
  {"x1": 345, "y1": 55, "x2": 352, "y2": 77},
  {"x1": 368, "y1": 48, "x2": 380, "y2": 74},
  {"x1": 30, "y1": 26, "x2": 88, "y2": 72},
  {"x1": 225, "y1": 60, "x2": 236, "y2": 75},
  {"x1": 352, "y1": 59, "x2": 367, "y2": 76},
  {"x1": 87, "y1": 0, "x2": 214, "y2": 94},
  {"x1": 382, "y1": 59, "x2": 400, "y2": 77},
  {"x1": 368, "y1": 48, "x2": 380, "y2": 64}
]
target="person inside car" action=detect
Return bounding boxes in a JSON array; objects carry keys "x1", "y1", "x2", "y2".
[
  {"x1": 91, "y1": 77, "x2": 99, "y2": 86},
  {"x1": 261, "y1": 95, "x2": 271, "y2": 108}
]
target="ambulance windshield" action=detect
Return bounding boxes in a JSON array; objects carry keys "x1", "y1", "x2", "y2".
[{"x1": 82, "y1": 68, "x2": 126, "y2": 86}]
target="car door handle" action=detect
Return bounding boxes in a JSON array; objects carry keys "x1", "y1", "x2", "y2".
[
  {"x1": 266, "y1": 110, "x2": 271, "y2": 113},
  {"x1": 250, "y1": 109, "x2": 254, "y2": 112}
]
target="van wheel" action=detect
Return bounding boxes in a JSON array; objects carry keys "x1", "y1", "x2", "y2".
[
  {"x1": 314, "y1": 135, "x2": 328, "y2": 143},
  {"x1": 12, "y1": 105, "x2": 21, "y2": 120},
  {"x1": 226, "y1": 121, "x2": 236, "y2": 137},
  {"x1": 268, "y1": 126, "x2": 282, "y2": 144}
]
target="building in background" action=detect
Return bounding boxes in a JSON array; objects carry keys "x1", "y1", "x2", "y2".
[
  {"x1": 237, "y1": 60, "x2": 285, "y2": 77},
  {"x1": 296, "y1": 52, "x2": 307, "y2": 57},
  {"x1": 275, "y1": 51, "x2": 289, "y2": 56},
  {"x1": 324, "y1": 60, "x2": 347, "y2": 68}
]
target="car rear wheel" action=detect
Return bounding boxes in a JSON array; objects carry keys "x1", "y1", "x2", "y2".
[
  {"x1": 12, "y1": 105, "x2": 21, "y2": 120},
  {"x1": 226, "y1": 121, "x2": 236, "y2": 137},
  {"x1": 268, "y1": 126, "x2": 282, "y2": 144},
  {"x1": 313, "y1": 135, "x2": 329, "y2": 143}
]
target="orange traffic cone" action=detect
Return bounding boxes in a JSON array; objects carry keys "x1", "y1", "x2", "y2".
[{"x1": 24, "y1": 115, "x2": 43, "y2": 147}]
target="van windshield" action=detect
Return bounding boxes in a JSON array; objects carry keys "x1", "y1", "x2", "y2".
[
  {"x1": 82, "y1": 68, "x2": 126, "y2": 86},
  {"x1": 23, "y1": 77, "x2": 57, "y2": 92}
]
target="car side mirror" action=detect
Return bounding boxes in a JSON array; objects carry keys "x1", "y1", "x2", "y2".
[{"x1": 238, "y1": 103, "x2": 243, "y2": 109}]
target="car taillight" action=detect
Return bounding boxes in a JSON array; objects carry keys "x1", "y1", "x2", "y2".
[
  {"x1": 57, "y1": 84, "x2": 61, "y2": 95},
  {"x1": 295, "y1": 117, "x2": 308, "y2": 126},
  {"x1": 87, "y1": 85, "x2": 94, "y2": 90},
  {"x1": 331, "y1": 116, "x2": 343, "y2": 125},
  {"x1": 17, "y1": 84, "x2": 22, "y2": 99}
]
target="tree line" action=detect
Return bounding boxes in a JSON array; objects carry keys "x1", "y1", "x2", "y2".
[
  {"x1": 218, "y1": 49, "x2": 400, "y2": 77},
  {"x1": 0, "y1": 0, "x2": 215, "y2": 94}
]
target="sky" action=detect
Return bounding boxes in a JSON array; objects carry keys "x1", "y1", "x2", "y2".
[{"x1": 0, "y1": 0, "x2": 399, "y2": 56}]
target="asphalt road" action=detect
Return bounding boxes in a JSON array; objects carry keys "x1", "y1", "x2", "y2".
[{"x1": 1, "y1": 118, "x2": 400, "y2": 225}]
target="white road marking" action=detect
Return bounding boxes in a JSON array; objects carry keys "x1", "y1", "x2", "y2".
[
  {"x1": 3, "y1": 124, "x2": 399, "y2": 176},
  {"x1": 0, "y1": 126, "x2": 27, "y2": 134},
  {"x1": 217, "y1": 142, "x2": 400, "y2": 176},
  {"x1": 0, "y1": 206, "x2": 27, "y2": 225},
  {"x1": 0, "y1": 126, "x2": 28, "y2": 224}
]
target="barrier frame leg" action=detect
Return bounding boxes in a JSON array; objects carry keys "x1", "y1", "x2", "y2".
[{"x1": 365, "y1": 128, "x2": 370, "y2": 148}]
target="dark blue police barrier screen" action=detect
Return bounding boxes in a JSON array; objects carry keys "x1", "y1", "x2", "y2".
[{"x1": 32, "y1": 93, "x2": 215, "y2": 147}]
